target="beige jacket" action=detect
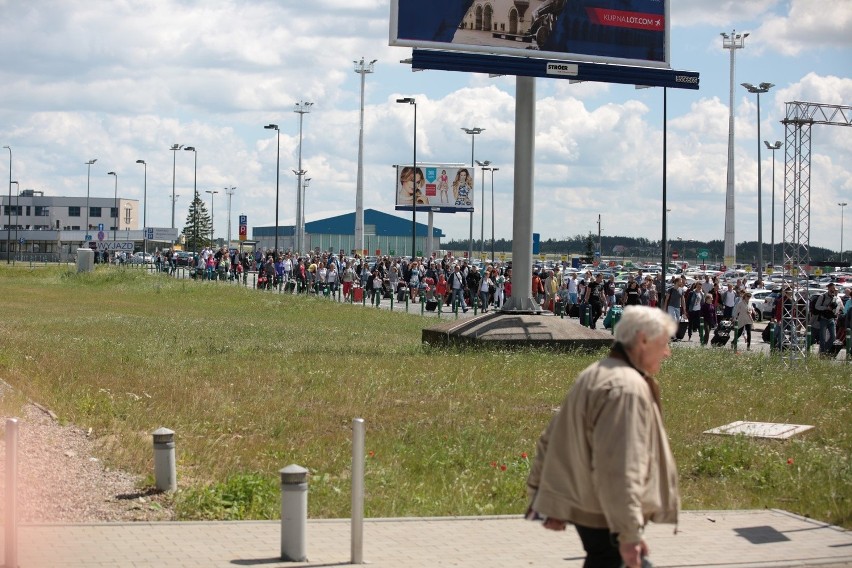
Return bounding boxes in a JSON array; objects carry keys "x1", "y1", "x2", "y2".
[{"x1": 527, "y1": 357, "x2": 679, "y2": 544}]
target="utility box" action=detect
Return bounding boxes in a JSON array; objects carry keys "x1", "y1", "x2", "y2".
[{"x1": 76, "y1": 248, "x2": 94, "y2": 273}]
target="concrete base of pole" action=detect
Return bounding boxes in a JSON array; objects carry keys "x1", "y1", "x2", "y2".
[{"x1": 422, "y1": 311, "x2": 612, "y2": 351}]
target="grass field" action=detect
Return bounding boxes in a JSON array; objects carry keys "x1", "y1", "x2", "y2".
[{"x1": 0, "y1": 265, "x2": 849, "y2": 527}]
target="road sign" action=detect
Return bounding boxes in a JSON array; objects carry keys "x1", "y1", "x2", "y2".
[
  {"x1": 238, "y1": 225, "x2": 247, "y2": 241},
  {"x1": 145, "y1": 227, "x2": 180, "y2": 241},
  {"x1": 698, "y1": 249, "x2": 709, "y2": 259},
  {"x1": 84, "y1": 234, "x2": 92, "y2": 241},
  {"x1": 239, "y1": 215, "x2": 247, "y2": 225},
  {"x1": 389, "y1": 249, "x2": 395, "y2": 256},
  {"x1": 88, "y1": 241, "x2": 134, "y2": 252},
  {"x1": 672, "y1": 251, "x2": 679, "y2": 260},
  {"x1": 18, "y1": 237, "x2": 25, "y2": 245}
]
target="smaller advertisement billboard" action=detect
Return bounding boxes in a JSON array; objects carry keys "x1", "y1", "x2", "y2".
[{"x1": 394, "y1": 165, "x2": 475, "y2": 213}]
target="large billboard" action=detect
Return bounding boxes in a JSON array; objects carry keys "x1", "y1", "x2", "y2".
[
  {"x1": 390, "y1": 0, "x2": 670, "y2": 68},
  {"x1": 394, "y1": 165, "x2": 475, "y2": 214}
]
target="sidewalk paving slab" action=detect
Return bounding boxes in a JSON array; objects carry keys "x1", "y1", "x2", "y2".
[{"x1": 5, "y1": 509, "x2": 851, "y2": 567}]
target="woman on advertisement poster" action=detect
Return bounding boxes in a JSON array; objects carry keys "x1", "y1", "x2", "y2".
[
  {"x1": 452, "y1": 168, "x2": 473, "y2": 207},
  {"x1": 438, "y1": 169, "x2": 450, "y2": 204},
  {"x1": 398, "y1": 166, "x2": 429, "y2": 206}
]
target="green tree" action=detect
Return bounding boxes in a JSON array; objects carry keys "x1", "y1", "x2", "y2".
[
  {"x1": 181, "y1": 194, "x2": 212, "y2": 252},
  {"x1": 585, "y1": 232, "x2": 594, "y2": 258}
]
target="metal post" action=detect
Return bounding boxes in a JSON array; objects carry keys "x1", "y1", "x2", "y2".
[
  {"x1": 152, "y1": 427, "x2": 177, "y2": 492},
  {"x1": 170, "y1": 144, "x2": 182, "y2": 231},
  {"x1": 279, "y1": 464, "x2": 308, "y2": 562},
  {"x1": 490, "y1": 167, "x2": 498, "y2": 264},
  {"x1": 225, "y1": 187, "x2": 235, "y2": 247},
  {"x1": 351, "y1": 419, "x2": 365, "y2": 564},
  {"x1": 136, "y1": 160, "x2": 147, "y2": 253},
  {"x1": 5, "y1": 418, "x2": 19, "y2": 568},
  {"x1": 294, "y1": 101, "x2": 313, "y2": 254},
  {"x1": 108, "y1": 171, "x2": 118, "y2": 243}
]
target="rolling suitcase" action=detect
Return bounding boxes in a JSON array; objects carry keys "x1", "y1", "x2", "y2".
[
  {"x1": 425, "y1": 299, "x2": 438, "y2": 312},
  {"x1": 353, "y1": 287, "x2": 364, "y2": 302},
  {"x1": 711, "y1": 320, "x2": 732, "y2": 346},
  {"x1": 676, "y1": 319, "x2": 689, "y2": 340}
]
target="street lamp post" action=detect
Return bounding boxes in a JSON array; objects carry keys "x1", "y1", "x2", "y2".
[
  {"x1": 294, "y1": 101, "x2": 313, "y2": 254},
  {"x1": 490, "y1": 167, "x2": 499, "y2": 263},
  {"x1": 264, "y1": 123, "x2": 281, "y2": 253},
  {"x1": 3, "y1": 145, "x2": 10, "y2": 264},
  {"x1": 84, "y1": 158, "x2": 97, "y2": 236},
  {"x1": 184, "y1": 147, "x2": 197, "y2": 253},
  {"x1": 136, "y1": 159, "x2": 146, "y2": 253},
  {"x1": 476, "y1": 160, "x2": 491, "y2": 260},
  {"x1": 742, "y1": 81, "x2": 774, "y2": 282},
  {"x1": 721, "y1": 30, "x2": 748, "y2": 268},
  {"x1": 461, "y1": 127, "x2": 485, "y2": 261},
  {"x1": 840, "y1": 202, "x2": 848, "y2": 263},
  {"x1": 169, "y1": 144, "x2": 183, "y2": 230},
  {"x1": 10, "y1": 181, "x2": 18, "y2": 263},
  {"x1": 107, "y1": 171, "x2": 118, "y2": 243},
  {"x1": 397, "y1": 97, "x2": 417, "y2": 259},
  {"x1": 764, "y1": 140, "x2": 782, "y2": 267},
  {"x1": 205, "y1": 190, "x2": 218, "y2": 246},
  {"x1": 354, "y1": 58, "x2": 376, "y2": 257},
  {"x1": 225, "y1": 187, "x2": 235, "y2": 247}
]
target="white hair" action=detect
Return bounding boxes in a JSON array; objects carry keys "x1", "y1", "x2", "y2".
[{"x1": 614, "y1": 306, "x2": 677, "y2": 347}]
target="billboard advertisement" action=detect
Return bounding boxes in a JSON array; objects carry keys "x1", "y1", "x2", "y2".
[
  {"x1": 390, "y1": 0, "x2": 669, "y2": 68},
  {"x1": 394, "y1": 165, "x2": 475, "y2": 214}
]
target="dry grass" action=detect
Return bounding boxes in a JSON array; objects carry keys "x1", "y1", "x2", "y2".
[{"x1": 0, "y1": 265, "x2": 849, "y2": 526}]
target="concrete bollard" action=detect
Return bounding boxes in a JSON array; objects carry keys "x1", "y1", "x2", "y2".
[
  {"x1": 280, "y1": 464, "x2": 308, "y2": 562},
  {"x1": 5, "y1": 418, "x2": 19, "y2": 568},
  {"x1": 152, "y1": 427, "x2": 177, "y2": 492}
]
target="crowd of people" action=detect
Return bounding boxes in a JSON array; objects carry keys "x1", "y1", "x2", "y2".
[{"x1": 149, "y1": 247, "x2": 851, "y2": 354}]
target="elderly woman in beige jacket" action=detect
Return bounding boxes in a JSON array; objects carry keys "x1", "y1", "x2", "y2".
[
  {"x1": 527, "y1": 306, "x2": 679, "y2": 568},
  {"x1": 731, "y1": 291, "x2": 756, "y2": 350}
]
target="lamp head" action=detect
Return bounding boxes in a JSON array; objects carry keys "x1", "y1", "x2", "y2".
[
  {"x1": 461, "y1": 127, "x2": 485, "y2": 135},
  {"x1": 184, "y1": 146, "x2": 195, "y2": 152},
  {"x1": 396, "y1": 97, "x2": 415, "y2": 104},
  {"x1": 107, "y1": 171, "x2": 116, "y2": 177},
  {"x1": 759, "y1": 82, "x2": 774, "y2": 90},
  {"x1": 136, "y1": 159, "x2": 145, "y2": 165},
  {"x1": 170, "y1": 144, "x2": 183, "y2": 151},
  {"x1": 264, "y1": 124, "x2": 278, "y2": 130},
  {"x1": 86, "y1": 158, "x2": 97, "y2": 165},
  {"x1": 764, "y1": 140, "x2": 782, "y2": 150}
]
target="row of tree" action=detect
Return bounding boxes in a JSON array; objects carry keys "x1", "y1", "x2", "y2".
[{"x1": 443, "y1": 232, "x2": 848, "y2": 265}]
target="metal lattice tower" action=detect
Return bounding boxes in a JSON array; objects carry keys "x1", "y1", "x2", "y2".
[{"x1": 779, "y1": 101, "x2": 851, "y2": 363}]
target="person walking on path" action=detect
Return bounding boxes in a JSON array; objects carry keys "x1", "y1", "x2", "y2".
[
  {"x1": 731, "y1": 291, "x2": 756, "y2": 350},
  {"x1": 526, "y1": 306, "x2": 679, "y2": 568}
]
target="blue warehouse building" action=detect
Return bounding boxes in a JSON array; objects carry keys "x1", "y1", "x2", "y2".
[{"x1": 252, "y1": 209, "x2": 445, "y2": 256}]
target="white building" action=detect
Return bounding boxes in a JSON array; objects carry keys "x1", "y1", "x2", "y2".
[{"x1": 1, "y1": 189, "x2": 141, "y2": 261}]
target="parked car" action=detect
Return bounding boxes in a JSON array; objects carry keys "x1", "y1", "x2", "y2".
[
  {"x1": 130, "y1": 252, "x2": 154, "y2": 264},
  {"x1": 174, "y1": 251, "x2": 194, "y2": 266}
]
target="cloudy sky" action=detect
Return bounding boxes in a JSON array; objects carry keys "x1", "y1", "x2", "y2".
[{"x1": 1, "y1": 0, "x2": 850, "y2": 255}]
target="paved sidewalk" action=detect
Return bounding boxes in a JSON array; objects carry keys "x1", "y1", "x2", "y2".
[{"x1": 6, "y1": 509, "x2": 851, "y2": 567}]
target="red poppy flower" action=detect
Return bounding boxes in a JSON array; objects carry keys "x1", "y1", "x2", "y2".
[
  {"x1": 500, "y1": 464, "x2": 507, "y2": 471},
  {"x1": 521, "y1": 452, "x2": 528, "y2": 459},
  {"x1": 787, "y1": 458, "x2": 794, "y2": 465},
  {"x1": 490, "y1": 461, "x2": 497, "y2": 468}
]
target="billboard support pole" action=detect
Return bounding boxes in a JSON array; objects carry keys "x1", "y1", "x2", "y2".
[{"x1": 502, "y1": 76, "x2": 539, "y2": 312}]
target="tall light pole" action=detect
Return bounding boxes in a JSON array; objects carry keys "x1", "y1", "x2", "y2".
[
  {"x1": 169, "y1": 144, "x2": 183, "y2": 230},
  {"x1": 225, "y1": 186, "x2": 235, "y2": 247},
  {"x1": 742, "y1": 81, "x2": 773, "y2": 282},
  {"x1": 302, "y1": 177, "x2": 311, "y2": 250},
  {"x1": 292, "y1": 168, "x2": 307, "y2": 251},
  {"x1": 205, "y1": 190, "x2": 218, "y2": 245},
  {"x1": 354, "y1": 58, "x2": 376, "y2": 257},
  {"x1": 3, "y1": 145, "x2": 10, "y2": 264},
  {"x1": 107, "y1": 171, "x2": 118, "y2": 243},
  {"x1": 84, "y1": 158, "x2": 97, "y2": 236},
  {"x1": 490, "y1": 167, "x2": 499, "y2": 262},
  {"x1": 840, "y1": 202, "x2": 848, "y2": 263},
  {"x1": 136, "y1": 159, "x2": 147, "y2": 253},
  {"x1": 294, "y1": 100, "x2": 313, "y2": 253},
  {"x1": 184, "y1": 146, "x2": 197, "y2": 253},
  {"x1": 397, "y1": 97, "x2": 417, "y2": 259},
  {"x1": 462, "y1": 127, "x2": 485, "y2": 261},
  {"x1": 264, "y1": 123, "x2": 281, "y2": 253},
  {"x1": 764, "y1": 140, "x2": 782, "y2": 267},
  {"x1": 476, "y1": 160, "x2": 491, "y2": 260},
  {"x1": 721, "y1": 30, "x2": 748, "y2": 268}
]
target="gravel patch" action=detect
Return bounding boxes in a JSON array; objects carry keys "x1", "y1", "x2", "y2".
[{"x1": 0, "y1": 403, "x2": 176, "y2": 523}]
